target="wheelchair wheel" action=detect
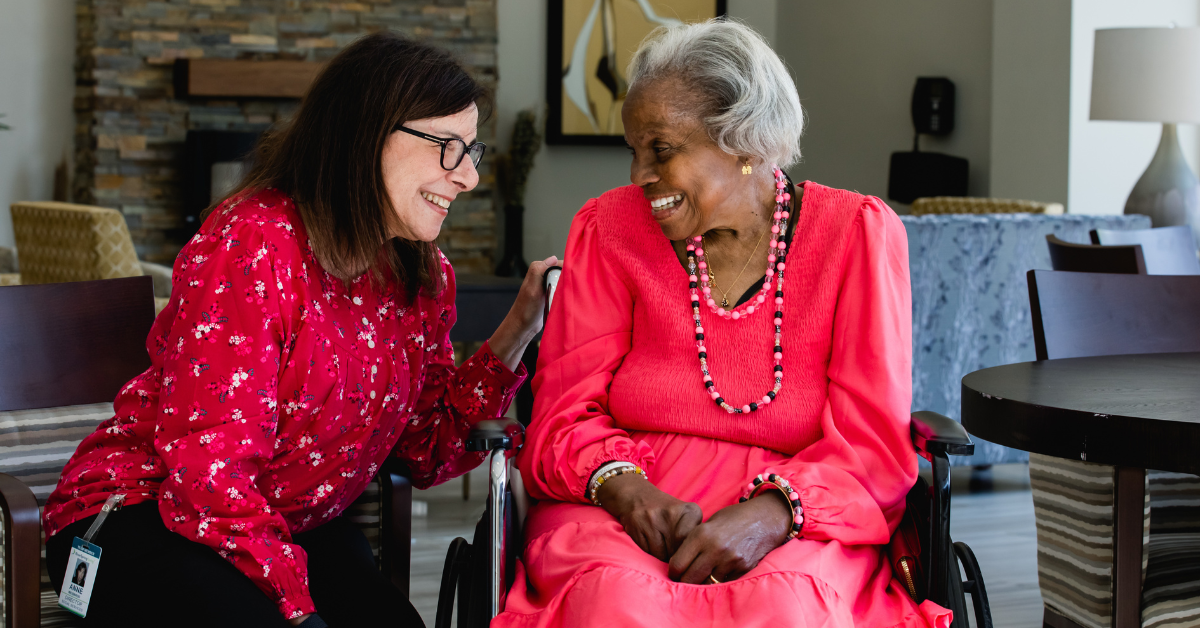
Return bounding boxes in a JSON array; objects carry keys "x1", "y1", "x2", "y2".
[
  {"x1": 955, "y1": 541, "x2": 993, "y2": 628},
  {"x1": 435, "y1": 537, "x2": 471, "y2": 628},
  {"x1": 947, "y1": 543, "x2": 969, "y2": 628},
  {"x1": 434, "y1": 485, "x2": 517, "y2": 628}
]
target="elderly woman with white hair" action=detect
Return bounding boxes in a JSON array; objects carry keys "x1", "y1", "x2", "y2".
[{"x1": 497, "y1": 19, "x2": 950, "y2": 627}]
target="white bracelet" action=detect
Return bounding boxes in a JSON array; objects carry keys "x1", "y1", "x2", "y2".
[{"x1": 587, "y1": 461, "x2": 641, "y2": 505}]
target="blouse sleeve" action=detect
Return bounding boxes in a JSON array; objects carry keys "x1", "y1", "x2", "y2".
[
  {"x1": 392, "y1": 258, "x2": 528, "y2": 489},
  {"x1": 152, "y1": 217, "x2": 316, "y2": 619},
  {"x1": 749, "y1": 198, "x2": 917, "y2": 546},
  {"x1": 517, "y1": 200, "x2": 656, "y2": 503}
]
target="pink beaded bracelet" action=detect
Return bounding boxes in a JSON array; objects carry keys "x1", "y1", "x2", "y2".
[{"x1": 738, "y1": 473, "x2": 804, "y2": 540}]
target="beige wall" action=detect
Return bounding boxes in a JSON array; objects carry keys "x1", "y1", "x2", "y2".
[
  {"x1": 497, "y1": 0, "x2": 779, "y2": 262},
  {"x1": 0, "y1": 1, "x2": 76, "y2": 250},
  {"x1": 775, "y1": 0, "x2": 995, "y2": 211},
  {"x1": 990, "y1": 0, "x2": 1071, "y2": 206}
]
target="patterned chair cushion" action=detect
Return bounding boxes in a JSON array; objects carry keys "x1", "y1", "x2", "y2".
[
  {"x1": 1030, "y1": 454, "x2": 1200, "y2": 628},
  {"x1": 0, "y1": 403, "x2": 384, "y2": 627},
  {"x1": 10, "y1": 202, "x2": 143, "y2": 285},
  {"x1": 910, "y1": 196, "x2": 1066, "y2": 216}
]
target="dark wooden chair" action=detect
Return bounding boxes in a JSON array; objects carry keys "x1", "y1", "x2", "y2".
[
  {"x1": 0, "y1": 277, "x2": 412, "y2": 627},
  {"x1": 1044, "y1": 234, "x2": 1145, "y2": 274},
  {"x1": 1028, "y1": 271, "x2": 1200, "y2": 361},
  {"x1": 1026, "y1": 269, "x2": 1200, "y2": 628},
  {"x1": 0, "y1": 277, "x2": 156, "y2": 628},
  {"x1": 1090, "y1": 225, "x2": 1200, "y2": 275}
]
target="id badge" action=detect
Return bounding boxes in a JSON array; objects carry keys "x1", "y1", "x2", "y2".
[{"x1": 58, "y1": 537, "x2": 102, "y2": 617}]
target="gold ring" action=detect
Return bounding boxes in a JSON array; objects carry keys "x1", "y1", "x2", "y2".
[{"x1": 708, "y1": 575, "x2": 721, "y2": 585}]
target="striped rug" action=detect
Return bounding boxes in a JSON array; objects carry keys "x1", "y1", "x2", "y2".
[{"x1": 1031, "y1": 454, "x2": 1200, "y2": 628}]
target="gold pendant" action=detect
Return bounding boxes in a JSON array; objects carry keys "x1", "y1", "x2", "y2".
[
  {"x1": 741, "y1": 163, "x2": 752, "y2": 175},
  {"x1": 721, "y1": 297, "x2": 729, "y2": 308}
]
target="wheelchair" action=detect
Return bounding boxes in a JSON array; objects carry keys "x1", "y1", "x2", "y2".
[{"x1": 435, "y1": 268, "x2": 993, "y2": 628}]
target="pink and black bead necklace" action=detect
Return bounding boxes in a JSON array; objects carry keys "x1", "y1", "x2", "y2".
[{"x1": 685, "y1": 165, "x2": 792, "y2": 414}]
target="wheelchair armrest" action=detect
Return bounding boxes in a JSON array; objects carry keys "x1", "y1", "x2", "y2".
[
  {"x1": 466, "y1": 419, "x2": 525, "y2": 454},
  {"x1": 911, "y1": 411, "x2": 974, "y2": 457},
  {"x1": 0, "y1": 472, "x2": 42, "y2": 628}
]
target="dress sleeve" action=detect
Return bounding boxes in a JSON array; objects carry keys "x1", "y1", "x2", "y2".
[
  {"x1": 392, "y1": 258, "x2": 527, "y2": 489},
  {"x1": 517, "y1": 200, "x2": 656, "y2": 503},
  {"x1": 152, "y1": 217, "x2": 315, "y2": 619},
  {"x1": 749, "y1": 198, "x2": 916, "y2": 546}
]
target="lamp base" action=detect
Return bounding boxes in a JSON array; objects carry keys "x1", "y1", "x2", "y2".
[{"x1": 1125, "y1": 123, "x2": 1200, "y2": 246}]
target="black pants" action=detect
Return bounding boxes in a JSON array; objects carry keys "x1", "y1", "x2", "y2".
[{"x1": 48, "y1": 502, "x2": 424, "y2": 628}]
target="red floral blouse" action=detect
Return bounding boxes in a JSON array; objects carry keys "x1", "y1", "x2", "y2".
[{"x1": 43, "y1": 188, "x2": 525, "y2": 619}]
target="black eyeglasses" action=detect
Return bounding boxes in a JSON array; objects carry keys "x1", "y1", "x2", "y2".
[{"x1": 395, "y1": 125, "x2": 487, "y2": 171}]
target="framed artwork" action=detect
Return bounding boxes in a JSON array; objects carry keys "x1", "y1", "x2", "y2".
[{"x1": 546, "y1": 0, "x2": 727, "y2": 145}]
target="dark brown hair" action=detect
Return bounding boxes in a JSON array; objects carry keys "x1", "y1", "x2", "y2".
[{"x1": 214, "y1": 31, "x2": 489, "y2": 301}]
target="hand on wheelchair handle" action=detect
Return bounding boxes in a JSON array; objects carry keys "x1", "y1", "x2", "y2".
[
  {"x1": 487, "y1": 255, "x2": 560, "y2": 372},
  {"x1": 596, "y1": 473, "x2": 702, "y2": 563}
]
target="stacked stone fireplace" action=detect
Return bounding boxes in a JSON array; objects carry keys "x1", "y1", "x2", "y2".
[{"x1": 74, "y1": 0, "x2": 499, "y2": 272}]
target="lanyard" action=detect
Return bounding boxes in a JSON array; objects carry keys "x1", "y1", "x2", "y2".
[{"x1": 81, "y1": 494, "x2": 125, "y2": 544}]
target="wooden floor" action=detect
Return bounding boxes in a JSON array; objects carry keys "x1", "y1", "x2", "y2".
[{"x1": 410, "y1": 463, "x2": 1042, "y2": 627}]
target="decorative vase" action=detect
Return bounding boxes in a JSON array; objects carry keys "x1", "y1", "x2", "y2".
[
  {"x1": 1125, "y1": 123, "x2": 1200, "y2": 247},
  {"x1": 494, "y1": 203, "x2": 528, "y2": 277}
]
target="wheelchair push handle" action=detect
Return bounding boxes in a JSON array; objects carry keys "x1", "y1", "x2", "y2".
[
  {"x1": 464, "y1": 264, "x2": 560, "y2": 455},
  {"x1": 544, "y1": 265, "x2": 562, "y2": 319}
]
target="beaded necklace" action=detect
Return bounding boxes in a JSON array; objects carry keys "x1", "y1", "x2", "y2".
[{"x1": 685, "y1": 165, "x2": 792, "y2": 415}]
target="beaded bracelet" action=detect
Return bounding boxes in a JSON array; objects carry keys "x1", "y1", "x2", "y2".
[
  {"x1": 739, "y1": 473, "x2": 804, "y2": 540},
  {"x1": 587, "y1": 463, "x2": 647, "y2": 506}
]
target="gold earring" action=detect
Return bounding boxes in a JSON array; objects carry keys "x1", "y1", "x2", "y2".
[{"x1": 742, "y1": 163, "x2": 752, "y2": 175}]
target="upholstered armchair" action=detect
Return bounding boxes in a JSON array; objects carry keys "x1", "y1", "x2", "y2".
[
  {"x1": 9, "y1": 202, "x2": 173, "y2": 313},
  {"x1": 910, "y1": 196, "x2": 1065, "y2": 216}
]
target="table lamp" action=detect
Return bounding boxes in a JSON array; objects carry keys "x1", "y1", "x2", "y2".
[{"x1": 1091, "y1": 27, "x2": 1200, "y2": 245}]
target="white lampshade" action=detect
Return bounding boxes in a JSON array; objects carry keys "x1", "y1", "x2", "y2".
[{"x1": 1090, "y1": 27, "x2": 1200, "y2": 124}]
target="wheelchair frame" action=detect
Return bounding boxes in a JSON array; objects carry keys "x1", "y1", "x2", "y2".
[{"x1": 437, "y1": 268, "x2": 993, "y2": 628}]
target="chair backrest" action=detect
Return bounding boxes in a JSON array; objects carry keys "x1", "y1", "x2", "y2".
[
  {"x1": 910, "y1": 196, "x2": 1065, "y2": 216},
  {"x1": 1045, "y1": 234, "x2": 1146, "y2": 275},
  {"x1": 1027, "y1": 270, "x2": 1200, "y2": 360},
  {"x1": 10, "y1": 201, "x2": 144, "y2": 285},
  {"x1": 0, "y1": 277, "x2": 154, "y2": 412},
  {"x1": 1090, "y1": 225, "x2": 1200, "y2": 275}
]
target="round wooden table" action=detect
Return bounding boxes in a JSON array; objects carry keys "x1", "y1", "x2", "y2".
[{"x1": 961, "y1": 351, "x2": 1200, "y2": 628}]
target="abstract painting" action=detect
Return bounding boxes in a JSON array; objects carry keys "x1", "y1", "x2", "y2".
[{"x1": 546, "y1": 0, "x2": 726, "y2": 145}]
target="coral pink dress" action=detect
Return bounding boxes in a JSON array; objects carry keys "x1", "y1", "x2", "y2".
[{"x1": 497, "y1": 183, "x2": 951, "y2": 628}]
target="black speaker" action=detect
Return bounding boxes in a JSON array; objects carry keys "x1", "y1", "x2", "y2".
[
  {"x1": 912, "y1": 77, "x2": 955, "y2": 136},
  {"x1": 889, "y1": 77, "x2": 967, "y2": 204},
  {"x1": 887, "y1": 152, "x2": 969, "y2": 204}
]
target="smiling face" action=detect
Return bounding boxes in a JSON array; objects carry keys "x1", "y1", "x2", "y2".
[
  {"x1": 381, "y1": 103, "x2": 481, "y2": 241},
  {"x1": 622, "y1": 80, "x2": 764, "y2": 241}
]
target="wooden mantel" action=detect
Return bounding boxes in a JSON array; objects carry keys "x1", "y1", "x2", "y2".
[{"x1": 173, "y1": 59, "x2": 324, "y2": 99}]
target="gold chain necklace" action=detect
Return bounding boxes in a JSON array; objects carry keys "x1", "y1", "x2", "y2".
[{"x1": 703, "y1": 225, "x2": 768, "y2": 308}]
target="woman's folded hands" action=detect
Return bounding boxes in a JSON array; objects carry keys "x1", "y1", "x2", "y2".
[
  {"x1": 595, "y1": 473, "x2": 702, "y2": 562},
  {"x1": 595, "y1": 474, "x2": 793, "y2": 583}
]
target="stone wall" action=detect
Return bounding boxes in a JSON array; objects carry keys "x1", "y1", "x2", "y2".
[{"x1": 74, "y1": 0, "x2": 499, "y2": 272}]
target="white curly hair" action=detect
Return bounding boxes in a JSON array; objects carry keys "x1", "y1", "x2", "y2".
[{"x1": 627, "y1": 18, "x2": 804, "y2": 168}]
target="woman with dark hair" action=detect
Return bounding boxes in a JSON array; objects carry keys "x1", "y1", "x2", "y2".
[
  {"x1": 71, "y1": 561, "x2": 88, "y2": 588},
  {"x1": 43, "y1": 32, "x2": 551, "y2": 628}
]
